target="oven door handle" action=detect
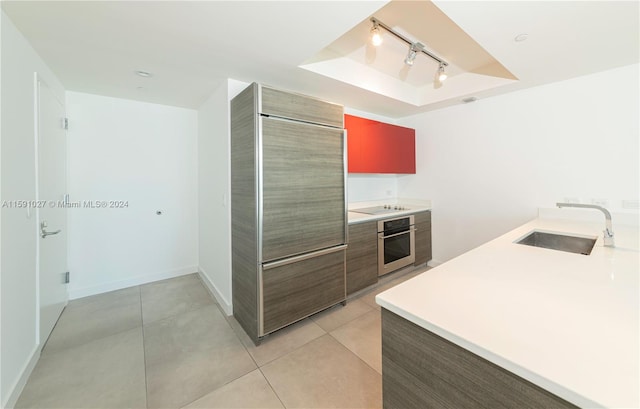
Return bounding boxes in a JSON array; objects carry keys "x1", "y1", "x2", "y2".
[{"x1": 379, "y1": 227, "x2": 415, "y2": 240}]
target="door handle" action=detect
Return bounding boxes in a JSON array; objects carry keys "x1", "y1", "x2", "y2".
[{"x1": 40, "y1": 221, "x2": 61, "y2": 238}]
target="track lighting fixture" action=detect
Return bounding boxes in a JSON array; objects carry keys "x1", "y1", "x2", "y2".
[
  {"x1": 437, "y1": 63, "x2": 448, "y2": 82},
  {"x1": 404, "y1": 49, "x2": 417, "y2": 66},
  {"x1": 404, "y1": 42, "x2": 424, "y2": 66},
  {"x1": 369, "y1": 17, "x2": 449, "y2": 87},
  {"x1": 370, "y1": 22, "x2": 383, "y2": 47}
]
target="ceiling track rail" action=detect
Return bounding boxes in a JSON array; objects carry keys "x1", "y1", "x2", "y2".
[{"x1": 370, "y1": 17, "x2": 448, "y2": 67}]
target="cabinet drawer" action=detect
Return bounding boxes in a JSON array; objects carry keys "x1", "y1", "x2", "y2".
[
  {"x1": 262, "y1": 249, "x2": 346, "y2": 334},
  {"x1": 261, "y1": 86, "x2": 344, "y2": 128}
]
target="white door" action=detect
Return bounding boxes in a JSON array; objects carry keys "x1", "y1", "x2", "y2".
[{"x1": 37, "y1": 76, "x2": 68, "y2": 345}]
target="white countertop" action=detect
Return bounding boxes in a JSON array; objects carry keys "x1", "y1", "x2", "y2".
[
  {"x1": 376, "y1": 209, "x2": 639, "y2": 408},
  {"x1": 348, "y1": 208, "x2": 430, "y2": 224},
  {"x1": 347, "y1": 199, "x2": 431, "y2": 224}
]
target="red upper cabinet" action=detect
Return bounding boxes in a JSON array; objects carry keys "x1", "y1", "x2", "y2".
[{"x1": 345, "y1": 114, "x2": 416, "y2": 174}]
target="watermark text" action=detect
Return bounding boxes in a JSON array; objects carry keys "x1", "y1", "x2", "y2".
[{"x1": 2, "y1": 200, "x2": 129, "y2": 209}]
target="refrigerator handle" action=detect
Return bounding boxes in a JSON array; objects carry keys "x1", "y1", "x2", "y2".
[{"x1": 262, "y1": 245, "x2": 348, "y2": 271}]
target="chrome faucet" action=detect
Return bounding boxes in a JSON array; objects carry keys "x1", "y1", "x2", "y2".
[{"x1": 556, "y1": 203, "x2": 615, "y2": 247}]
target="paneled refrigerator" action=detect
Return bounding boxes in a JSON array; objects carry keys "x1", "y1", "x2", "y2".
[{"x1": 231, "y1": 83, "x2": 347, "y2": 344}]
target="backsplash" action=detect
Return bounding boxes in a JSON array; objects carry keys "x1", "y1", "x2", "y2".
[{"x1": 348, "y1": 174, "x2": 397, "y2": 203}]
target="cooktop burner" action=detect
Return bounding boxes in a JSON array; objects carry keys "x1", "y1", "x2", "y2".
[{"x1": 350, "y1": 205, "x2": 411, "y2": 215}]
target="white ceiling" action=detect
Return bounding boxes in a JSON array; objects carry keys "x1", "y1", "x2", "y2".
[
  {"x1": 2, "y1": 1, "x2": 638, "y2": 118},
  {"x1": 301, "y1": 1, "x2": 518, "y2": 107}
]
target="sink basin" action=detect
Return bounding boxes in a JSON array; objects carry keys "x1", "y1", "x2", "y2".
[{"x1": 515, "y1": 230, "x2": 597, "y2": 255}]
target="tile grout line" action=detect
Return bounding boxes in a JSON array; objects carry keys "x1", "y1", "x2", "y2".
[
  {"x1": 177, "y1": 365, "x2": 258, "y2": 409},
  {"x1": 259, "y1": 332, "x2": 383, "y2": 408},
  {"x1": 224, "y1": 311, "x2": 329, "y2": 369},
  {"x1": 169, "y1": 292, "x2": 260, "y2": 408},
  {"x1": 253, "y1": 322, "x2": 329, "y2": 368},
  {"x1": 142, "y1": 302, "x2": 215, "y2": 328},
  {"x1": 257, "y1": 367, "x2": 288, "y2": 409},
  {"x1": 327, "y1": 328, "x2": 382, "y2": 376},
  {"x1": 169, "y1": 303, "x2": 259, "y2": 409},
  {"x1": 252, "y1": 293, "x2": 393, "y2": 369},
  {"x1": 138, "y1": 280, "x2": 224, "y2": 407},
  {"x1": 258, "y1": 333, "x2": 383, "y2": 408},
  {"x1": 312, "y1": 301, "x2": 375, "y2": 334},
  {"x1": 39, "y1": 320, "x2": 144, "y2": 359},
  {"x1": 228, "y1": 319, "x2": 261, "y2": 369},
  {"x1": 42, "y1": 289, "x2": 144, "y2": 357}
]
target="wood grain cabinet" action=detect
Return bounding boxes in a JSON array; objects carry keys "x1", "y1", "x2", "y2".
[
  {"x1": 231, "y1": 83, "x2": 347, "y2": 345},
  {"x1": 381, "y1": 309, "x2": 578, "y2": 409},
  {"x1": 263, "y1": 250, "x2": 346, "y2": 333},
  {"x1": 346, "y1": 211, "x2": 431, "y2": 296},
  {"x1": 346, "y1": 221, "x2": 378, "y2": 295},
  {"x1": 413, "y1": 211, "x2": 432, "y2": 266}
]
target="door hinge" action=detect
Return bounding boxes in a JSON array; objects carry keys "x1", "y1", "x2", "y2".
[
  {"x1": 64, "y1": 271, "x2": 70, "y2": 284},
  {"x1": 63, "y1": 118, "x2": 69, "y2": 130}
]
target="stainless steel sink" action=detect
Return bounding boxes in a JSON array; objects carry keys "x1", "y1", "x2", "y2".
[{"x1": 515, "y1": 230, "x2": 597, "y2": 255}]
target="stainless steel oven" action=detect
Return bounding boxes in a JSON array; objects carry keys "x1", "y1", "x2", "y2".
[{"x1": 378, "y1": 215, "x2": 415, "y2": 276}]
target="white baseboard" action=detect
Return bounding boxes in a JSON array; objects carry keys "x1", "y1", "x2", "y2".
[
  {"x1": 427, "y1": 259, "x2": 443, "y2": 268},
  {"x1": 67, "y1": 266, "x2": 198, "y2": 300},
  {"x1": 3, "y1": 344, "x2": 41, "y2": 409},
  {"x1": 197, "y1": 267, "x2": 233, "y2": 316}
]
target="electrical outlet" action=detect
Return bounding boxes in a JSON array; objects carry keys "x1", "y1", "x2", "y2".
[
  {"x1": 386, "y1": 190, "x2": 392, "y2": 197},
  {"x1": 591, "y1": 198, "x2": 609, "y2": 207},
  {"x1": 622, "y1": 199, "x2": 640, "y2": 209},
  {"x1": 563, "y1": 197, "x2": 580, "y2": 204}
]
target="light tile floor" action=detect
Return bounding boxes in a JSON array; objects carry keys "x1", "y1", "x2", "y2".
[{"x1": 16, "y1": 267, "x2": 428, "y2": 409}]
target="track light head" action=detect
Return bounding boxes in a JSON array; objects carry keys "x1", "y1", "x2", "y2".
[
  {"x1": 437, "y1": 63, "x2": 448, "y2": 82},
  {"x1": 404, "y1": 42, "x2": 424, "y2": 66},
  {"x1": 370, "y1": 23, "x2": 383, "y2": 47},
  {"x1": 404, "y1": 50, "x2": 417, "y2": 66}
]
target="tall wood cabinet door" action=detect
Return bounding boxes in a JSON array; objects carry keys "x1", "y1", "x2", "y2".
[
  {"x1": 346, "y1": 221, "x2": 378, "y2": 295},
  {"x1": 262, "y1": 250, "x2": 346, "y2": 334},
  {"x1": 261, "y1": 117, "x2": 346, "y2": 262},
  {"x1": 414, "y1": 211, "x2": 432, "y2": 265},
  {"x1": 261, "y1": 86, "x2": 343, "y2": 128}
]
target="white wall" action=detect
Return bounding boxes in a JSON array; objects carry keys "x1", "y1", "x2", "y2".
[
  {"x1": 398, "y1": 64, "x2": 640, "y2": 264},
  {"x1": 347, "y1": 174, "x2": 397, "y2": 203},
  {"x1": 66, "y1": 92, "x2": 198, "y2": 299},
  {"x1": 1, "y1": 10, "x2": 66, "y2": 408},
  {"x1": 197, "y1": 78, "x2": 247, "y2": 314}
]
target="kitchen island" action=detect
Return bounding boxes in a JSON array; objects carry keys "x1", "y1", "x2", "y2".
[{"x1": 376, "y1": 209, "x2": 639, "y2": 408}]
